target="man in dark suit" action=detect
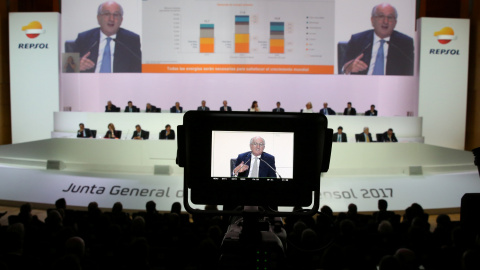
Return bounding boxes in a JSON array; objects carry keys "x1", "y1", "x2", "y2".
[
  {"x1": 124, "y1": 101, "x2": 138, "y2": 112},
  {"x1": 342, "y1": 3, "x2": 413, "y2": 76},
  {"x1": 272, "y1": 101, "x2": 285, "y2": 113},
  {"x1": 365, "y1": 104, "x2": 378, "y2": 116},
  {"x1": 159, "y1": 124, "x2": 175, "y2": 140},
  {"x1": 77, "y1": 123, "x2": 92, "y2": 138},
  {"x1": 319, "y1": 103, "x2": 336, "y2": 115},
  {"x1": 170, "y1": 102, "x2": 183, "y2": 113},
  {"x1": 233, "y1": 136, "x2": 277, "y2": 178},
  {"x1": 74, "y1": 1, "x2": 141, "y2": 73},
  {"x1": 132, "y1": 125, "x2": 148, "y2": 140},
  {"x1": 197, "y1": 100, "x2": 210, "y2": 111},
  {"x1": 145, "y1": 103, "x2": 157, "y2": 113},
  {"x1": 333, "y1": 126, "x2": 347, "y2": 142},
  {"x1": 382, "y1": 128, "x2": 398, "y2": 142},
  {"x1": 343, "y1": 102, "x2": 357, "y2": 115},
  {"x1": 220, "y1": 100, "x2": 232, "y2": 112},
  {"x1": 105, "y1": 100, "x2": 118, "y2": 112},
  {"x1": 357, "y1": 127, "x2": 373, "y2": 142}
]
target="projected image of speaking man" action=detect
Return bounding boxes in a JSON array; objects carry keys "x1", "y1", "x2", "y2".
[
  {"x1": 74, "y1": 1, "x2": 141, "y2": 73},
  {"x1": 233, "y1": 136, "x2": 277, "y2": 178},
  {"x1": 342, "y1": 3, "x2": 413, "y2": 76}
]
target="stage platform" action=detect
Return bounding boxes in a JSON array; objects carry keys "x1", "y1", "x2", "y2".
[{"x1": 0, "y1": 138, "x2": 478, "y2": 213}]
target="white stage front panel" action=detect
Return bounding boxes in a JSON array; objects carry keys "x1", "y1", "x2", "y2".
[{"x1": 0, "y1": 139, "x2": 477, "y2": 212}]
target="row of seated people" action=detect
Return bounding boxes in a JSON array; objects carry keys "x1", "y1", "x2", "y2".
[
  {"x1": 106, "y1": 100, "x2": 380, "y2": 116},
  {"x1": 106, "y1": 101, "x2": 183, "y2": 113},
  {"x1": 301, "y1": 102, "x2": 378, "y2": 116},
  {"x1": 333, "y1": 126, "x2": 398, "y2": 142},
  {"x1": 77, "y1": 123, "x2": 175, "y2": 140},
  {"x1": 1, "y1": 198, "x2": 479, "y2": 269}
]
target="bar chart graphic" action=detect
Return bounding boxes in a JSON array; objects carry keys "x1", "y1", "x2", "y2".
[
  {"x1": 270, "y1": 22, "x2": 285, "y2": 54},
  {"x1": 235, "y1": 15, "x2": 249, "y2": 53},
  {"x1": 141, "y1": 0, "x2": 336, "y2": 74},
  {"x1": 200, "y1": 24, "x2": 214, "y2": 53}
]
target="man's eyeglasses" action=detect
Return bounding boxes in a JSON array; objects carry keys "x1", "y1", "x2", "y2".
[
  {"x1": 100, "y1": 12, "x2": 122, "y2": 19},
  {"x1": 374, "y1": 15, "x2": 396, "y2": 22},
  {"x1": 251, "y1": 142, "x2": 265, "y2": 147}
]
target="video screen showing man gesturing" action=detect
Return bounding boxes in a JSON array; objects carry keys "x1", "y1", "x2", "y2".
[
  {"x1": 233, "y1": 136, "x2": 278, "y2": 178},
  {"x1": 210, "y1": 131, "x2": 293, "y2": 180},
  {"x1": 73, "y1": 1, "x2": 142, "y2": 73},
  {"x1": 342, "y1": 3, "x2": 413, "y2": 76}
]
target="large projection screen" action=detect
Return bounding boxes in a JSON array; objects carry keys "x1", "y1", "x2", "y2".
[{"x1": 60, "y1": 0, "x2": 418, "y2": 116}]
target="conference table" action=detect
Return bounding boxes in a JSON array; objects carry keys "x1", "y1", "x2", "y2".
[{"x1": 53, "y1": 112, "x2": 424, "y2": 143}]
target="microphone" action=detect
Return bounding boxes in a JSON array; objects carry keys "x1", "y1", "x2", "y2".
[
  {"x1": 233, "y1": 152, "x2": 251, "y2": 177},
  {"x1": 360, "y1": 42, "x2": 373, "y2": 55},
  {"x1": 386, "y1": 41, "x2": 414, "y2": 64},
  {"x1": 259, "y1": 157, "x2": 282, "y2": 179},
  {"x1": 343, "y1": 42, "x2": 372, "y2": 74},
  {"x1": 81, "y1": 40, "x2": 98, "y2": 57},
  {"x1": 112, "y1": 38, "x2": 142, "y2": 61}
]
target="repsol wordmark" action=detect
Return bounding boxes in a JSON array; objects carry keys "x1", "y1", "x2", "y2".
[
  {"x1": 18, "y1": 43, "x2": 49, "y2": 49},
  {"x1": 429, "y1": 49, "x2": 460, "y2": 55},
  {"x1": 62, "y1": 183, "x2": 183, "y2": 198}
]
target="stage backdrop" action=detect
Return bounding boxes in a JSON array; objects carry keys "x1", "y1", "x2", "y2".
[{"x1": 60, "y1": 0, "x2": 419, "y2": 118}]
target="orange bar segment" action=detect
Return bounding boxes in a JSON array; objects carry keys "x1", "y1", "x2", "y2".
[
  {"x1": 270, "y1": 46, "x2": 284, "y2": 54},
  {"x1": 200, "y1": 43, "x2": 214, "y2": 53},
  {"x1": 235, "y1": 43, "x2": 249, "y2": 53}
]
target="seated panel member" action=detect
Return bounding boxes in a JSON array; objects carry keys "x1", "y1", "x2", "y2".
[
  {"x1": 197, "y1": 100, "x2": 210, "y2": 111},
  {"x1": 343, "y1": 102, "x2": 357, "y2": 115},
  {"x1": 233, "y1": 136, "x2": 277, "y2": 178},
  {"x1": 382, "y1": 128, "x2": 398, "y2": 142},
  {"x1": 333, "y1": 126, "x2": 347, "y2": 143},
  {"x1": 170, "y1": 102, "x2": 183, "y2": 113},
  {"x1": 75, "y1": 1, "x2": 142, "y2": 73},
  {"x1": 105, "y1": 100, "x2": 118, "y2": 112},
  {"x1": 301, "y1": 102, "x2": 314, "y2": 113},
  {"x1": 358, "y1": 127, "x2": 373, "y2": 142},
  {"x1": 159, "y1": 124, "x2": 175, "y2": 140},
  {"x1": 77, "y1": 123, "x2": 92, "y2": 138},
  {"x1": 131, "y1": 124, "x2": 148, "y2": 140},
  {"x1": 104, "y1": 123, "x2": 121, "y2": 139},
  {"x1": 319, "y1": 102, "x2": 336, "y2": 115},
  {"x1": 145, "y1": 103, "x2": 157, "y2": 113},
  {"x1": 124, "y1": 101, "x2": 138, "y2": 112},
  {"x1": 248, "y1": 101, "x2": 260, "y2": 112},
  {"x1": 220, "y1": 100, "x2": 232, "y2": 111},
  {"x1": 342, "y1": 3, "x2": 414, "y2": 76},
  {"x1": 365, "y1": 104, "x2": 378, "y2": 116},
  {"x1": 272, "y1": 101, "x2": 285, "y2": 113}
]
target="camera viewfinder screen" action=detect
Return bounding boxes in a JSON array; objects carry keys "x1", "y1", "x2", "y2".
[{"x1": 211, "y1": 131, "x2": 293, "y2": 181}]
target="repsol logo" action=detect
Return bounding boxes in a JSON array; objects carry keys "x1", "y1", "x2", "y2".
[
  {"x1": 429, "y1": 49, "x2": 460, "y2": 55},
  {"x1": 18, "y1": 43, "x2": 50, "y2": 49}
]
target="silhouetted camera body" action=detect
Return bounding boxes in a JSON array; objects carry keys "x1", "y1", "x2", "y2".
[{"x1": 177, "y1": 111, "x2": 332, "y2": 269}]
